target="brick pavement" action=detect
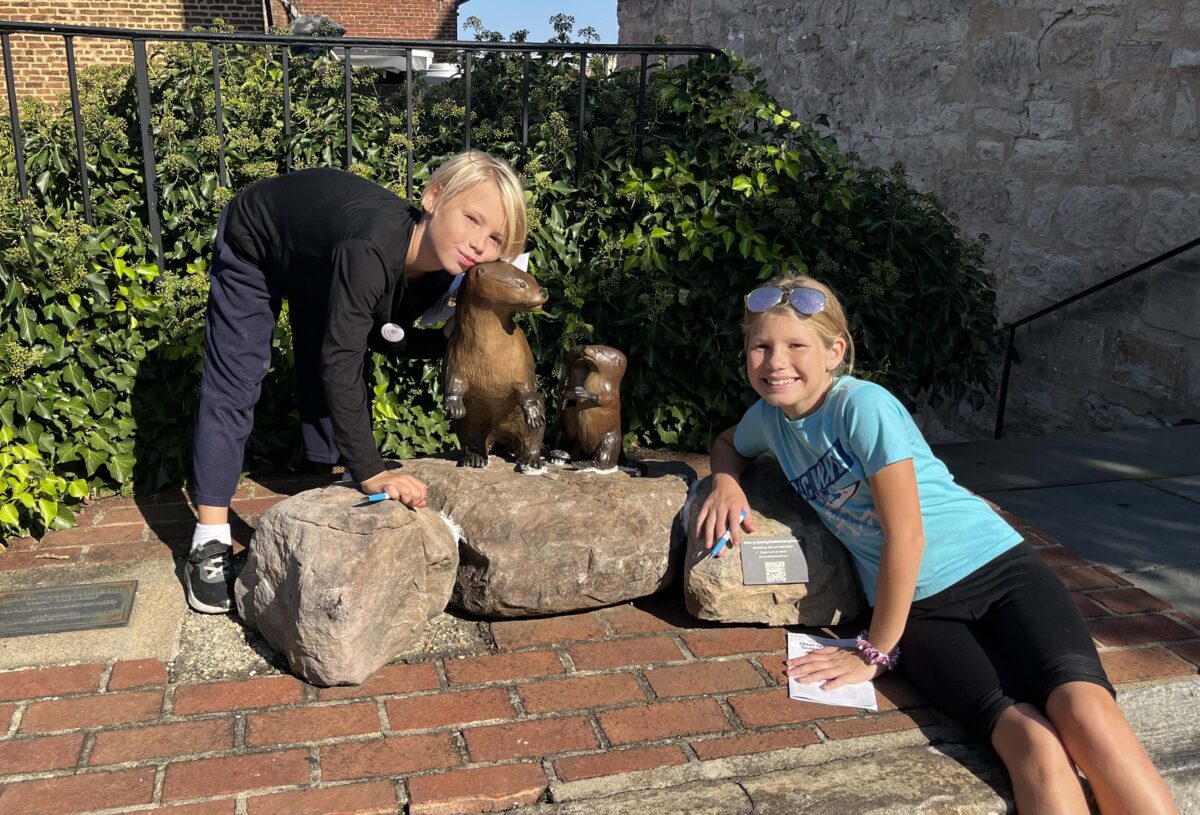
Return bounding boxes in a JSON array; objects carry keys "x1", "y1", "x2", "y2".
[{"x1": 1, "y1": 473, "x2": 1198, "y2": 814}]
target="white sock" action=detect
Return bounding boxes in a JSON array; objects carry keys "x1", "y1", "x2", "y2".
[{"x1": 191, "y1": 523, "x2": 232, "y2": 553}]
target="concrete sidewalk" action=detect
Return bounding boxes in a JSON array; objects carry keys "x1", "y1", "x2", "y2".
[
  {"x1": 0, "y1": 436, "x2": 1198, "y2": 814},
  {"x1": 935, "y1": 424, "x2": 1200, "y2": 621}
]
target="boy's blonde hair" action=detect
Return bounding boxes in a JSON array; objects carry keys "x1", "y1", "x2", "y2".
[
  {"x1": 743, "y1": 273, "x2": 857, "y2": 376},
  {"x1": 422, "y1": 150, "x2": 527, "y2": 260}
]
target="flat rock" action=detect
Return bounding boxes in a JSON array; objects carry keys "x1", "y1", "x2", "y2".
[
  {"x1": 235, "y1": 483, "x2": 458, "y2": 686},
  {"x1": 0, "y1": 559, "x2": 185, "y2": 670},
  {"x1": 740, "y1": 743, "x2": 1009, "y2": 814},
  {"x1": 684, "y1": 456, "x2": 865, "y2": 626},
  {"x1": 400, "y1": 457, "x2": 690, "y2": 617}
]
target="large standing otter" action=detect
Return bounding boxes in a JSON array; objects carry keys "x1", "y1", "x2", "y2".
[
  {"x1": 443, "y1": 261, "x2": 548, "y2": 471},
  {"x1": 550, "y1": 344, "x2": 627, "y2": 470}
]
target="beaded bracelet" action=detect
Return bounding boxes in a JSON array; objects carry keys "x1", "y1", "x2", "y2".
[{"x1": 855, "y1": 631, "x2": 900, "y2": 671}]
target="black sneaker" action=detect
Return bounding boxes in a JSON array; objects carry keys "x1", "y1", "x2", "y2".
[{"x1": 185, "y1": 540, "x2": 235, "y2": 614}]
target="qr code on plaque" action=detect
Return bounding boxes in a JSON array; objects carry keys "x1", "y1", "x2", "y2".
[{"x1": 764, "y1": 560, "x2": 787, "y2": 582}]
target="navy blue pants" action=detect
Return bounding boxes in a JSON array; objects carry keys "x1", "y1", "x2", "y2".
[
  {"x1": 192, "y1": 210, "x2": 349, "y2": 507},
  {"x1": 899, "y1": 542, "x2": 1114, "y2": 735}
]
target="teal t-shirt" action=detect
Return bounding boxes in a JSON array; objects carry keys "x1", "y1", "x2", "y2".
[{"x1": 733, "y1": 376, "x2": 1021, "y2": 604}]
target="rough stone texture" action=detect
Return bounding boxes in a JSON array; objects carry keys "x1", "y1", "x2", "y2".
[
  {"x1": 235, "y1": 484, "x2": 458, "y2": 686},
  {"x1": 618, "y1": 0, "x2": 1200, "y2": 437},
  {"x1": 398, "y1": 457, "x2": 690, "y2": 617},
  {"x1": 1143, "y1": 265, "x2": 1200, "y2": 340},
  {"x1": 683, "y1": 457, "x2": 865, "y2": 626},
  {"x1": 526, "y1": 780, "x2": 753, "y2": 815},
  {"x1": 1136, "y1": 189, "x2": 1200, "y2": 253},
  {"x1": 742, "y1": 744, "x2": 1009, "y2": 814},
  {"x1": 1058, "y1": 186, "x2": 1140, "y2": 249}
]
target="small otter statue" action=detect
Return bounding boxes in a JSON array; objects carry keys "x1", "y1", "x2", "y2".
[
  {"x1": 549, "y1": 344, "x2": 627, "y2": 470},
  {"x1": 443, "y1": 261, "x2": 548, "y2": 471}
]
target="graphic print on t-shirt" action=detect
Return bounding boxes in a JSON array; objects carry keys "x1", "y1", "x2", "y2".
[{"x1": 788, "y1": 439, "x2": 861, "y2": 509}]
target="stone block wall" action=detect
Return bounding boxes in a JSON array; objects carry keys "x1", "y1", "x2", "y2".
[{"x1": 618, "y1": 0, "x2": 1200, "y2": 437}]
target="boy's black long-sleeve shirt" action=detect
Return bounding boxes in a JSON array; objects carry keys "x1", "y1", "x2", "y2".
[{"x1": 223, "y1": 167, "x2": 450, "y2": 483}]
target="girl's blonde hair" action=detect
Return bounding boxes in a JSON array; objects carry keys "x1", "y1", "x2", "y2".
[
  {"x1": 422, "y1": 150, "x2": 528, "y2": 260},
  {"x1": 743, "y1": 273, "x2": 857, "y2": 376}
]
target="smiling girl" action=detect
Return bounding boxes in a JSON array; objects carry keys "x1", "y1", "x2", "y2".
[
  {"x1": 185, "y1": 150, "x2": 527, "y2": 614},
  {"x1": 695, "y1": 274, "x2": 1176, "y2": 814}
]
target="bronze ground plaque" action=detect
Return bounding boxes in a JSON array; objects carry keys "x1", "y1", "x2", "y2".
[{"x1": 0, "y1": 581, "x2": 138, "y2": 637}]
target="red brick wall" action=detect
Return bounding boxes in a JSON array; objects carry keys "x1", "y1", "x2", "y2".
[
  {"x1": 0, "y1": 0, "x2": 464, "y2": 102},
  {"x1": 0, "y1": 1, "x2": 265, "y2": 100},
  {"x1": 292, "y1": 0, "x2": 464, "y2": 41}
]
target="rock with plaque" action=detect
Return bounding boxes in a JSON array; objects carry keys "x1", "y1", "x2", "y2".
[{"x1": 684, "y1": 456, "x2": 866, "y2": 626}]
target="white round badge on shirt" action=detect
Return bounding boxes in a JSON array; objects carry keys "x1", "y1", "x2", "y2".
[{"x1": 380, "y1": 323, "x2": 405, "y2": 343}]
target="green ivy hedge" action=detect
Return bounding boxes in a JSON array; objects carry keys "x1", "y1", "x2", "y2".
[{"x1": 0, "y1": 19, "x2": 1000, "y2": 539}]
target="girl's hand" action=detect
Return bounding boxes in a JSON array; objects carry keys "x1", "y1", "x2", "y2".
[
  {"x1": 783, "y1": 645, "x2": 883, "y2": 690},
  {"x1": 360, "y1": 472, "x2": 429, "y2": 509},
  {"x1": 693, "y1": 473, "x2": 757, "y2": 556},
  {"x1": 442, "y1": 315, "x2": 457, "y2": 338}
]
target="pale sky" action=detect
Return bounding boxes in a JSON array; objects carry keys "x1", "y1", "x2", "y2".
[{"x1": 458, "y1": 0, "x2": 619, "y2": 43}]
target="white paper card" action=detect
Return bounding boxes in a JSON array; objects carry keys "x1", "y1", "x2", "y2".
[
  {"x1": 786, "y1": 632, "x2": 878, "y2": 711},
  {"x1": 418, "y1": 252, "x2": 530, "y2": 325}
]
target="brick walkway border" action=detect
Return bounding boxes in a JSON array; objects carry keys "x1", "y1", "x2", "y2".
[{"x1": 1, "y1": 474, "x2": 1198, "y2": 814}]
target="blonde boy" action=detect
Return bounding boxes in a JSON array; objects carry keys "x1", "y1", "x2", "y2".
[{"x1": 187, "y1": 150, "x2": 527, "y2": 613}]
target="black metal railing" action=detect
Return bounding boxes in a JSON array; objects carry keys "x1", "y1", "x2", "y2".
[
  {"x1": 0, "y1": 21, "x2": 719, "y2": 271},
  {"x1": 993, "y1": 235, "x2": 1200, "y2": 439}
]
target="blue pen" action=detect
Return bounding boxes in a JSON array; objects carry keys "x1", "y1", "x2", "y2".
[
  {"x1": 708, "y1": 508, "x2": 748, "y2": 559},
  {"x1": 353, "y1": 492, "x2": 390, "y2": 507}
]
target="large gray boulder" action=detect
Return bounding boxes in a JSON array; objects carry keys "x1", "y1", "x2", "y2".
[
  {"x1": 684, "y1": 456, "x2": 866, "y2": 625},
  {"x1": 399, "y1": 457, "x2": 690, "y2": 617},
  {"x1": 235, "y1": 484, "x2": 458, "y2": 686}
]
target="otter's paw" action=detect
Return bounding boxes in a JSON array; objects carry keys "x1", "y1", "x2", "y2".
[
  {"x1": 523, "y1": 401, "x2": 545, "y2": 429},
  {"x1": 444, "y1": 395, "x2": 466, "y2": 420},
  {"x1": 459, "y1": 450, "x2": 488, "y2": 468},
  {"x1": 517, "y1": 453, "x2": 544, "y2": 472},
  {"x1": 547, "y1": 449, "x2": 570, "y2": 464}
]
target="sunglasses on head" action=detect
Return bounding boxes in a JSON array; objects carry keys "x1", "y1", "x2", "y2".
[{"x1": 744, "y1": 285, "x2": 827, "y2": 316}]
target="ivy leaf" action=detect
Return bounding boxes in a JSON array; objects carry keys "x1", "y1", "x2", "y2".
[
  {"x1": 13, "y1": 390, "x2": 36, "y2": 419},
  {"x1": 81, "y1": 447, "x2": 108, "y2": 476},
  {"x1": 37, "y1": 498, "x2": 57, "y2": 529},
  {"x1": 107, "y1": 452, "x2": 136, "y2": 483}
]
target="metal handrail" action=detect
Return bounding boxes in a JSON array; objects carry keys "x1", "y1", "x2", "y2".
[
  {"x1": 0, "y1": 20, "x2": 720, "y2": 270},
  {"x1": 993, "y1": 235, "x2": 1200, "y2": 439}
]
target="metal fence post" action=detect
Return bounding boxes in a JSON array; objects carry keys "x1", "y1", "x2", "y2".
[
  {"x1": 64, "y1": 35, "x2": 93, "y2": 226},
  {"x1": 2, "y1": 32, "x2": 30, "y2": 235},
  {"x1": 211, "y1": 43, "x2": 228, "y2": 187},
  {"x1": 132, "y1": 39, "x2": 165, "y2": 273}
]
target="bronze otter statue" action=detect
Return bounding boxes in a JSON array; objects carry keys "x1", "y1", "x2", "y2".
[
  {"x1": 443, "y1": 261, "x2": 548, "y2": 471},
  {"x1": 549, "y1": 344, "x2": 627, "y2": 470}
]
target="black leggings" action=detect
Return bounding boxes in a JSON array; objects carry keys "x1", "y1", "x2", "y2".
[{"x1": 899, "y1": 542, "x2": 1114, "y2": 735}]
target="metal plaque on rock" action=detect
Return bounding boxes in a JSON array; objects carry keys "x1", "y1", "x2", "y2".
[{"x1": 0, "y1": 581, "x2": 137, "y2": 637}]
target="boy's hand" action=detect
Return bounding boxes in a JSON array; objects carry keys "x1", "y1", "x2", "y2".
[
  {"x1": 693, "y1": 473, "x2": 756, "y2": 556},
  {"x1": 360, "y1": 472, "x2": 428, "y2": 509}
]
